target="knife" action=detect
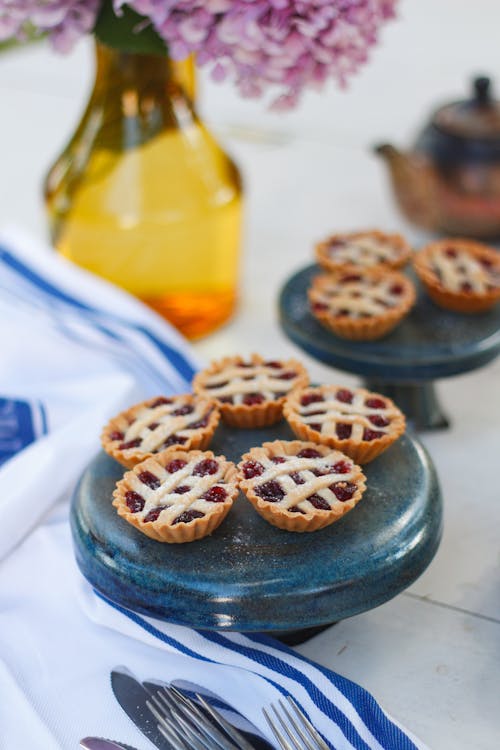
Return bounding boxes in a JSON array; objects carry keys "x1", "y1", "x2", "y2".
[
  {"x1": 110, "y1": 668, "x2": 171, "y2": 749},
  {"x1": 80, "y1": 738, "x2": 140, "y2": 750}
]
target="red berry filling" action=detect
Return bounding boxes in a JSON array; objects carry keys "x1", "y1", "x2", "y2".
[
  {"x1": 297, "y1": 448, "x2": 322, "y2": 458},
  {"x1": 255, "y1": 481, "x2": 285, "y2": 502},
  {"x1": 218, "y1": 396, "x2": 234, "y2": 404},
  {"x1": 330, "y1": 482, "x2": 357, "y2": 502},
  {"x1": 165, "y1": 459, "x2": 187, "y2": 474},
  {"x1": 264, "y1": 361, "x2": 282, "y2": 368},
  {"x1": 175, "y1": 485, "x2": 190, "y2": 494},
  {"x1": 193, "y1": 459, "x2": 219, "y2": 476},
  {"x1": 271, "y1": 456, "x2": 287, "y2": 464},
  {"x1": 242, "y1": 460, "x2": 265, "y2": 479},
  {"x1": 289, "y1": 506, "x2": 305, "y2": 514},
  {"x1": 119, "y1": 438, "x2": 142, "y2": 450},
  {"x1": 143, "y1": 506, "x2": 166, "y2": 523},
  {"x1": 341, "y1": 274, "x2": 362, "y2": 283},
  {"x1": 243, "y1": 393, "x2": 265, "y2": 406},
  {"x1": 278, "y1": 371, "x2": 297, "y2": 380},
  {"x1": 290, "y1": 472, "x2": 305, "y2": 485},
  {"x1": 309, "y1": 423, "x2": 322, "y2": 432},
  {"x1": 461, "y1": 282, "x2": 473, "y2": 292},
  {"x1": 110, "y1": 430, "x2": 124, "y2": 441},
  {"x1": 163, "y1": 435, "x2": 187, "y2": 447},
  {"x1": 336, "y1": 309, "x2": 350, "y2": 317},
  {"x1": 365, "y1": 397, "x2": 386, "y2": 409},
  {"x1": 336, "y1": 389, "x2": 353, "y2": 404},
  {"x1": 172, "y1": 405, "x2": 194, "y2": 416},
  {"x1": 336, "y1": 423, "x2": 352, "y2": 439},
  {"x1": 300, "y1": 393, "x2": 324, "y2": 407},
  {"x1": 187, "y1": 415, "x2": 209, "y2": 429},
  {"x1": 202, "y1": 486, "x2": 227, "y2": 503},
  {"x1": 137, "y1": 471, "x2": 161, "y2": 490},
  {"x1": 332, "y1": 460, "x2": 351, "y2": 474},
  {"x1": 125, "y1": 490, "x2": 145, "y2": 513},
  {"x1": 363, "y1": 428, "x2": 385, "y2": 441},
  {"x1": 312, "y1": 302, "x2": 328, "y2": 312},
  {"x1": 369, "y1": 414, "x2": 389, "y2": 427},
  {"x1": 307, "y1": 494, "x2": 331, "y2": 510},
  {"x1": 173, "y1": 510, "x2": 204, "y2": 525},
  {"x1": 389, "y1": 284, "x2": 403, "y2": 295},
  {"x1": 150, "y1": 397, "x2": 172, "y2": 407},
  {"x1": 148, "y1": 422, "x2": 160, "y2": 431},
  {"x1": 444, "y1": 248, "x2": 457, "y2": 258}
]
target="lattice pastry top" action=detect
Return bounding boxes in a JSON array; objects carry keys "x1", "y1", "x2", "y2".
[
  {"x1": 414, "y1": 239, "x2": 500, "y2": 313},
  {"x1": 284, "y1": 385, "x2": 406, "y2": 464},
  {"x1": 113, "y1": 449, "x2": 238, "y2": 543},
  {"x1": 315, "y1": 230, "x2": 411, "y2": 272},
  {"x1": 193, "y1": 354, "x2": 309, "y2": 427},
  {"x1": 101, "y1": 394, "x2": 219, "y2": 468},
  {"x1": 237, "y1": 440, "x2": 366, "y2": 532}
]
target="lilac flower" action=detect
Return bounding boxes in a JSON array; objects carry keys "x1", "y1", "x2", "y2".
[
  {"x1": 0, "y1": 0, "x2": 100, "y2": 52},
  {"x1": 0, "y1": 0, "x2": 398, "y2": 107},
  {"x1": 125, "y1": 0, "x2": 399, "y2": 108}
]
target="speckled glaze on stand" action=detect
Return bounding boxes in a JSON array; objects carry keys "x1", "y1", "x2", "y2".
[
  {"x1": 279, "y1": 264, "x2": 500, "y2": 431},
  {"x1": 71, "y1": 420, "x2": 442, "y2": 638}
]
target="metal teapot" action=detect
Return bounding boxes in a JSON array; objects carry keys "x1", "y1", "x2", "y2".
[{"x1": 376, "y1": 76, "x2": 500, "y2": 238}]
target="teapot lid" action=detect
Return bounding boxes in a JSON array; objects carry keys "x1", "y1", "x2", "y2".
[{"x1": 433, "y1": 76, "x2": 500, "y2": 139}]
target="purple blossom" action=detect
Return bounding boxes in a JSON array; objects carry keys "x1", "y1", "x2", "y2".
[
  {"x1": 0, "y1": 0, "x2": 398, "y2": 107},
  {"x1": 0, "y1": 0, "x2": 100, "y2": 52}
]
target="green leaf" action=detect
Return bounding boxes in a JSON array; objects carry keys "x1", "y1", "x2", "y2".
[{"x1": 94, "y1": 0, "x2": 168, "y2": 56}]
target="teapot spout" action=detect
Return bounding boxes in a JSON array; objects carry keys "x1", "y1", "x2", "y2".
[{"x1": 374, "y1": 143, "x2": 439, "y2": 230}]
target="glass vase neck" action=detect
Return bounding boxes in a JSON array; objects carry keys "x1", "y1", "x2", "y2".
[{"x1": 93, "y1": 40, "x2": 196, "y2": 101}]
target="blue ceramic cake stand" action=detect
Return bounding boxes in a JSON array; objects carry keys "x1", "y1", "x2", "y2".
[
  {"x1": 71, "y1": 420, "x2": 442, "y2": 643},
  {"x1": 279, "y1": 264, "x2": 500, "y2": 431}
]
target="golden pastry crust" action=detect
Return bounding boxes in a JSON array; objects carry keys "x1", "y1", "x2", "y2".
[
  {"x1": 237, "y1": 440, "x2": 366, "y2": 532},
  {"x1": 308, "y1": 268, "x2": 416, "y2": 340},
  {"x1": 413, "y1": 238, "x2": 500, "y2": 313},
  {"x1": 101, "y1": 394, "x2": 220, "y2": 469},
  {"x1": 315, "y1": 229, "x2": 412, "y2": 274},
  {"x1": 192, "y1": 354, "x2": 309, "y2": 428},
  {"x1": 113, "y1": 449, "x2": 238, "y2": 543},
  {"x1": 283, "y1": 385, "x2": 405, "y2": 464}
]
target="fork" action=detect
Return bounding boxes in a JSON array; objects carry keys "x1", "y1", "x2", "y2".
[
  {"x1": 145, "y1": 684, "x2": 255, "y2": 750},
  {"x1": 262, "y1": 696, "x2": 331, "y2": 750}
]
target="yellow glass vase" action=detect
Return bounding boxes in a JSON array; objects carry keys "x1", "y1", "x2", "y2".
[{"x1": 44, "y1": 41, "x2": 243, "y2": 339}]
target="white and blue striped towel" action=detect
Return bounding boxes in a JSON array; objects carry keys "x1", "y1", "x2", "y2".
[{"x1": 0, "y1": 227, "x2": 429, "y2": 750}]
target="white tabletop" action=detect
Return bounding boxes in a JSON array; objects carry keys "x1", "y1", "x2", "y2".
[{"x1": 1, "y1": 1, "x2": 500, "y2": 748}]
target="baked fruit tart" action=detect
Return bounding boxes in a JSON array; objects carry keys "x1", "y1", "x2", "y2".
[
  {"x1": 113, "y1": 449, "x2": 238, "y2": 543},
  {"x1": 192, "y1": 354, "x2": 309, "y2": 427},
  {"x1": 101, "y1": 394, "x2": 219, "y2": 469},
  {"x1": 283, "y1": 385, "x2": 405, "y2": 464},
  {"x1": 315, "y1": 229, "x2": 411, "y2": 273},
  {"x1": 237, "y1": 440, "x2": 366, "y2": 532},
  {"x1": 413, "y1": 238, "x2": 500, "y2": 312},
  {"x1": 309, "y1": 269, "x2": 416, "y2": 340}
]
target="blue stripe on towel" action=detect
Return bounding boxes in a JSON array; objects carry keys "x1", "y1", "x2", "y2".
[
  {"x1": 97, "y1": 593, "x2": 419, "y2": 750},
  {"x1": 0, "y1": 246, "x2": 197, "y2": 384},
  {"x1": 231, "y1": 632, "x2": 418, "y2": 750}
]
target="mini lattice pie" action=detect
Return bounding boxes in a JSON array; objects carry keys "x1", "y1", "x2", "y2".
[
  {"x1": 309, "y1": 269, "x2": 415, "y2": 340},
  {"x1": 192, "y1": 354, "x2": 309, "y2": 427},
  {"x1": 101, "y1": 394, "x2": 219, "y2": 469},
  {"x1": 414, "y1": 238, "x2": 500, "y2": 313},
  {"x1": 113, "y1": 449, "x2": 238, "y2": 542},
  {"x1": 315, "y1": 229, "x2": 411, "y2": 273},
  {"x1": 237, "y1": 440, "x2": 366, "y2": 532},
  {"x1": 284, "y1": 385, "x2": 406, "y2": 463}
]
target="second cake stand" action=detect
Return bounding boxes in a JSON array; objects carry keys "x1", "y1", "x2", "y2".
[{"x1": 279, "y1": 264, "x2": 500, "y2": 430}]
